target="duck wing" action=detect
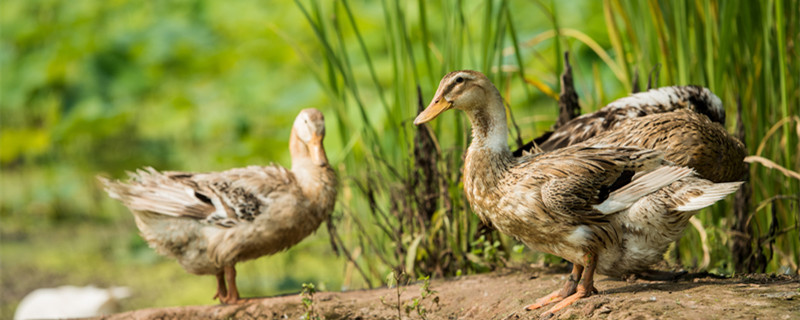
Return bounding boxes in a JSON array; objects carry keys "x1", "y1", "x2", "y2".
[
  {"x1": 521, "y1": 86, "x2": 724, "y2": 154},
  {"x1": 581, "y1": 109, "x2": 747, "y2": 182},
  {"x1": 515, "y1": 146, "x2": 693, "y2": 223},
  {"x1": 100, "y1": 165, "x2": 298, "y2": 227}
]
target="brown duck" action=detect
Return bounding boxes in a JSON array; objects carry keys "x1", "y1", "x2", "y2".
[
  {"x1": 414, "y1": 70, "x2": 742, "y2": 316},
  {"x1": 99, "y1": 108, "x2": 337, "y2": 304}
]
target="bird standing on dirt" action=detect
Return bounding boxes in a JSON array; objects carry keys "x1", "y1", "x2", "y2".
[
  {"x1": 414, "y1": 70, "x2": 742, "y2": 317},
  {"x1": 99, "y1": 108, "x2": 337, "y2": 304}
]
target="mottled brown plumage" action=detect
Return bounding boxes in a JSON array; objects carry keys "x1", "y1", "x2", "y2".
[
  {"x1": 581, "y1": 109, "x2": 747, "y2": 182},
  {"x1": 99, "y1": 108, "x2": 337, "y2": 304},
  {"x1": 415, "y1": 70, "x2": 742, "y2": 316},
  {"x1": 516, "y1": 85, "x2": 726, "y2": 155}
]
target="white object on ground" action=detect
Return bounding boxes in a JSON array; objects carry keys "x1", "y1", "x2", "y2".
[{"x1": 14, "y1": 285, "x2": 131, "y2": 320}]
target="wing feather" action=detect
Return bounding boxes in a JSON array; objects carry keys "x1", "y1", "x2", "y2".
[
  {"x1": 99, "y1": 165, "x2": 298, "y2": 227},
  {"x1": 517, "y1": 146, "x2": 673, "y2": 222},
  {"x1": 534, "y1": 86, "x2": 724, "y2": 152}
]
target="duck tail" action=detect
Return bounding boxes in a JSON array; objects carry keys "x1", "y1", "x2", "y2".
[{"x1": 98, "y1": 168, "x2": 213, "y2": 218}]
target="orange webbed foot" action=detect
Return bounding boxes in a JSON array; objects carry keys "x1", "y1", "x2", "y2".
[
  {"x1": 526, "y1": 263, "x2": 584, "y2": 311},
  {"x1": 539, "y1": 286, "x2": 594, "y2": 318},
  {"x1": 525, "y1": 289, "x2": 566, "y2": 310},
  {"x1": 528, "y1": 253, "x2": 598, "y2": 318},
  {"x1": 219, "y1": 294, "x2": 243, "y2": 305}
]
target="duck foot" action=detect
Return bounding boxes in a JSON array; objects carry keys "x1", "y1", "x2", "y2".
[
  {"x1": 525, "y1": 263, "x2": 584, "y2": 310},
  {"x1": 539, "y1": 286, "x2": 592, "y2": 318},
  {"x1": 526, "y1": 252, "x2": 598, "y2": 318},
  {"x1": 219, "y1": 295, "x2": 243, "y2": 305},
  {"x1": 525, "y1": 290, "x2": 567, "y2": 310}
]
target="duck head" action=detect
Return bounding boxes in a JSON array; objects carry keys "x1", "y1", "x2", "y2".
[
  {"x1": 414, "y1": 70, "x2": 498, "y2": 125},
  {"x1": 291, "y1": 108, "x2": 329, "y2": 167}
]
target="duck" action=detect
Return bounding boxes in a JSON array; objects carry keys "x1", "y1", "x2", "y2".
[
  {"x1": 98, "y1": 108, "x2": 337, "y2": 304},
  {"x1": 414, "y1": 70, "x2": 742, "y2": 316},
  {"x1": 515, "y1": 85, "x2": 727, "y2": 155}
]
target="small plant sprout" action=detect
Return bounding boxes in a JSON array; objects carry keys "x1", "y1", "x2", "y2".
[
  {"x1": 405, "y1": 276, "x2": 439, "y2": 320},
  {"x1": 380, "y1": 270, "x2": 407, "y2": 320},
  {"x1": 300, "y1": 283, "x2": 321, "y2": 320},
  {"x1": 381, "y1": 271, "x2": 440, "y2": 320}
]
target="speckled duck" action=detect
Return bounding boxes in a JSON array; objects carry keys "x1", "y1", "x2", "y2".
[
  {"x1": 414, "y1": 70, "x2": 742, "y2": 316},
  {"x1": 99, "y1": 108, "x2": 337, "y2": 304}
]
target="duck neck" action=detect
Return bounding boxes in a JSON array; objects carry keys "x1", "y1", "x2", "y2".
[
  {"x1": 464, "y1": 88, "x2": 513, "y2": 160},
  {"x1": 290, "y1": 134, "x2": 337, "y2": 212},
  {"x1": 463, "y1": 92, "x2": 513, "y2": 207}
]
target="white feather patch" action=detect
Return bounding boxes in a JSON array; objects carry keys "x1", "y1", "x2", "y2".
[
  {"x1": 606, "y1": 88, "x2": 673, "y2": 110},
  {"x1": 709, "y1": 92, "x2": 723, "y2": 114},
  {"x1": 594, "y1": 166, "x2": 695, "y2": 214},
  {"x1": 675, "y1": 181, "x2": 743, "y2": 212},
  {"x1": 566, "y1": 225, "x2": 592, "y2": 247}
]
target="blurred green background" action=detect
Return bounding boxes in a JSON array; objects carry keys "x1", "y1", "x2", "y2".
[{"x1": 1, "y1": 0, "x2": 797, "y2": 318}]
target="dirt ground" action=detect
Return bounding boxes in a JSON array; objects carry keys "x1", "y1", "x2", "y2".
[{"x1": 98, "y1": 267, "x2": 799, "y2": 320}]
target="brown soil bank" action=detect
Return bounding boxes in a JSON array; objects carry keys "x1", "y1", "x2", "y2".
[{"x1": 98, "y1": 269, "x2": 799, "y2": 320}]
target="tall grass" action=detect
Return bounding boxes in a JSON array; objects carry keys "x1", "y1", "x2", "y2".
[{"x1": 292, "y1": 0, "x2": 798, "y2": 286}]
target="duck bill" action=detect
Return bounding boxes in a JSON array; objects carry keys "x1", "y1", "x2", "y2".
[
  {"x1": 414, "y1": 99, "x2": 452, "y2": 125},
  {"x1": 310, "y1": 143, "x2": 329, "y2": 167}
]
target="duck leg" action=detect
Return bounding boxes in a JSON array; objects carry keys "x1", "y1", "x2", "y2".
[
  {"x1": 219, "y1": 265, "x2": 241, "y2": 304},
  {"x1": 525, "y1": 263, "x2": 584, "y2": 310},
  {"x1": 541, "y1": 253, "x2": 598, "y2": 317},
  {"x1": 212, "y1": 271, "x2": 228, "y2": 301}
]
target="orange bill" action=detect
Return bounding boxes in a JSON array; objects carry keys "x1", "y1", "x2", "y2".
[
  {"x1": 414, "y1": 98, "x2": 452, "y2": 125},
  {"x1": 310, "y1": 142, "x2": 328, "y2": 166}
]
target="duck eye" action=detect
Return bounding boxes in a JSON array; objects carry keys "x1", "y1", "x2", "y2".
[{"x1": 455, "y1": 77, "x2": 464, "y2": 83}]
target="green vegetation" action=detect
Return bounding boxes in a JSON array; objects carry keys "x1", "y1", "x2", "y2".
[
  {"x1": 1, "y1": 0, "x2": 797, "y2": 318},
  {"x1": 379, "y1": 271, "x2": 438, "y2": 320},
  {"x1": 300, "y1": 283, "x2": 321, "y2": 320}
]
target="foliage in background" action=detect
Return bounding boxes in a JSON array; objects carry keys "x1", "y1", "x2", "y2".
[{"x1": 1, "y1": 0, "x2": 797, "y2": 318}]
